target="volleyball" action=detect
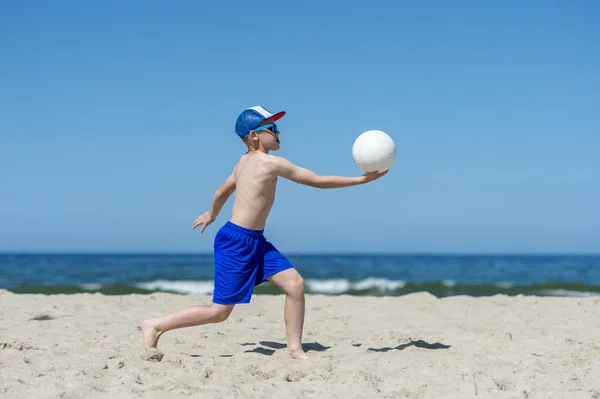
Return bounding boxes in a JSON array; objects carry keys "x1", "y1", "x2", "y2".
[{"x1": 352, "y1": 130, "x2": 396, "y2": 173}]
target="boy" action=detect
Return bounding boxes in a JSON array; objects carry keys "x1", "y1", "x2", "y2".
[{"x1": 141, "y1": 106, "x2": 387, "y2": 360}]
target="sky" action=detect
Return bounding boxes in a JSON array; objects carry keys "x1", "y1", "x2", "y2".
[{"x1": 0, "y1": 0, "x2": 599, "y2": 254}]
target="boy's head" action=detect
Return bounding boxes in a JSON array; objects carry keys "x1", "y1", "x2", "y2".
[{"x1": 235, "y1": 106, "x2": 285, "y2": 152}]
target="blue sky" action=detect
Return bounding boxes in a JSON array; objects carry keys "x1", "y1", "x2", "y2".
[{"x1": 1, "y1": 0, "x2": 598, "y2": 253}]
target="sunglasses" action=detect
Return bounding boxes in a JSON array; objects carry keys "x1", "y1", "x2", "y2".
[{"x1": 254, "y1": 123, "x2": 279, "y2": 134}]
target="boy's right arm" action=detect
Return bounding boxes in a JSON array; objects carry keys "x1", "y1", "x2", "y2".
[
  {"x1": 192, "y1": 166, "x2": 237, "y2": 233},
  {"x1": 272, "y1": 156, "x2": 387, "y2": 189}
]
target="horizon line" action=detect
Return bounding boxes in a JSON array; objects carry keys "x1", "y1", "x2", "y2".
[{"x1": 1, "y1": 251, "x2": 599, "y2": 257}]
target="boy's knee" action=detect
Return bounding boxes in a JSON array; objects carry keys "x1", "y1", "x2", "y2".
[
  {"x1": 287, "y1": 275, "x2": 305, "y2": 298},
  {"x1": 212, "y1": 305, "x2": 233, "y2": 323}
]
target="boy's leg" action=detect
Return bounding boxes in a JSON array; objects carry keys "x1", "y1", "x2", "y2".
[
  {"x1": 267, "y1": 268, "x2": 308, "y2": 360},
  {"x1": 141, "y1": 303, "x2": 235, "y2": 349}
]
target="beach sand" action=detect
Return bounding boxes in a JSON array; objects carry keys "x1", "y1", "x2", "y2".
[{"x1": 0, "y1": 289, "x2": 599, "y2": 398}]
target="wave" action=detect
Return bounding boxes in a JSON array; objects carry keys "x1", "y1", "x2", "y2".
[
  {"x1": 6, "y1": 278, "x2": 600, "y2": 297},
  {"x1": 136, "y1": 280, "x2": 214, "y2": 295},
  {"x1": 306, "y1": 278, "x2": 406, "y2": 294},
  {"x1": 538, "y1": 289, "x2": 600, "y2": 297},
  {"x1": 133, "y1": 278, "x2": 408, "y2": 295}
]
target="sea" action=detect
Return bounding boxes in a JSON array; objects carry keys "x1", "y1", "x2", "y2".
[{"x1": 2, "y1": 253, "x2": 600, "y2": 298}]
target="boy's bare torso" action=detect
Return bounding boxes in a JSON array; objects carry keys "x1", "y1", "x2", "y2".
[{"x1": 229, "y1": 152, "x2": 278, "y2": 231}]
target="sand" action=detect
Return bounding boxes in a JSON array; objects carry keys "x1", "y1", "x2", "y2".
[{"x1": 0, "y1": 289, "x2": 599, "y2": 398}]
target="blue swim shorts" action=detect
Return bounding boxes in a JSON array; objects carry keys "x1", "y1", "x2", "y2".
[{"x1": 212, "y1": 221, "x2": 293, "y2": 305}]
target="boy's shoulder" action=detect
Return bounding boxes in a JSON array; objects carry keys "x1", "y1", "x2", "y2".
[
  {"x1": 265, "y1": 153, "x2": 294, "y2": 164},
  {"x1": 262, "y1": 154, "x2": 294, "y2": 173},
  {"x1": 248, "y1": 153, "x2": 289, "y2": 167},
  {"x1": 232, "y1": 153, "x2": 294, "y2": 176}
]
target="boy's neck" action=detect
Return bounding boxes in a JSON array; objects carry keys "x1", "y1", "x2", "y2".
[{"x1": 247, "y1": 145, "x2": 269, "y2": 154}]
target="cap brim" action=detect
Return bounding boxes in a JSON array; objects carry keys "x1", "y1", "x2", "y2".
[{"x1": 271, "y1": 111, "x2": 286, "y2": 122}]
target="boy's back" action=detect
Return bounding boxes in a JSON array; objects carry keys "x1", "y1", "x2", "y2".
[{"x1": 230, "y1": 152, "x2": 278, "y2": 231}]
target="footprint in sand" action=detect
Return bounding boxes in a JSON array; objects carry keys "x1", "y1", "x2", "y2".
[
  {"x1": 141, "y1": 348, "x2": 164, "y2": 362},
  {"x1": 244, "y1": 364, "x2": 275, "y2": 380},
  {"x1": 285, "y1": 371, "x2": 307, "y2": 382}
]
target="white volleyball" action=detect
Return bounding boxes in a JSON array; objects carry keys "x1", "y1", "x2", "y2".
[{"x1": 352, "y1": 130, "x2": 396, "y2": 173}]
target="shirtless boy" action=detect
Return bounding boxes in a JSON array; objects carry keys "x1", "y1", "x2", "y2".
[{"x1": 141, "y1": 106, "x2": 387, "y2": 360}]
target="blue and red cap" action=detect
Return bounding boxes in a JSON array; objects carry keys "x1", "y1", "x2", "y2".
[{"x1": 235, "y1": 106, "x2": 286, "y2": 138}]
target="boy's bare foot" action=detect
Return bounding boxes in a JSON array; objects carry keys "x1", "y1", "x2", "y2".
[
  {"x1": 140, "y1": 319, "x2": 161, "y2": 348},
  {"x1": 288, "y1": 347, "x2": 308, "y2": 360}
]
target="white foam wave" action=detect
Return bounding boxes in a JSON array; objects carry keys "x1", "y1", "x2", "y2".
[
  {"x1": 132, "y1": 278, "x2": 406, "y2": 295},
  {"x1": 353, "y1": 278, "x2": 406, "y2": 290},
  {"x1": 78, "y1": 280, "x2": 600, "y2": 298},
  {"x1": 136, "y1": 280, "x2": 214, "y2": 295},
  {"x1": 306, "y1": 278, "x2": 406, "y2": 294},
  {"x1": 306, "y1": 279, "x2": 350, "y2": 294},
  {"x1": 538, "y1": 289, "x2": 600, "y2": 298}
]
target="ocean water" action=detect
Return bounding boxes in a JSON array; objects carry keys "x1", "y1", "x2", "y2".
[{"x1": 1, "y1": 253, "x2": 599, "y2": 297}]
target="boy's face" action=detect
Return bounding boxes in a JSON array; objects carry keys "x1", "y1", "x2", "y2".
[{"x1": 251, "y1": 118, "x2": 281, "y2": 152}]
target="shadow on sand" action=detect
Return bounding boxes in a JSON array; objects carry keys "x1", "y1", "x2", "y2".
[
  {"x1": 190, "y1": 339, "x2": 451, "y2": 357},
  {"x1": 367, "y1": 339, "x2": 451, "y2": 352},
  {"x1": 243, "y1": 341, "x2": 332, "y2": 356}
]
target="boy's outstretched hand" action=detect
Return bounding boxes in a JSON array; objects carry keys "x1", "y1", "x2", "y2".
[
  {"x1": 192, "y1": 211, "x2": 215, "y2": 234},
  {"x1": 362, "y1": 169, "x2": 388, "y2": 183}
]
